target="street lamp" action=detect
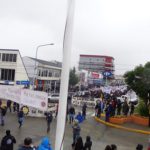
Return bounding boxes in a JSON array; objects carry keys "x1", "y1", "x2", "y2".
[{"x1": 32, "y1": 43, "x2": 54, "y2": 90}]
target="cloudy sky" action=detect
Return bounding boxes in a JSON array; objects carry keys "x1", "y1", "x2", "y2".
[{"x1": 0, "y1": 0, "x2": 150, "y2": 75}]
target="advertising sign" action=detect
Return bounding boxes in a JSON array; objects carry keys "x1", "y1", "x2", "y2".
[{"x1": 103, "y1": 71, "x2": 112, "y2": 77}]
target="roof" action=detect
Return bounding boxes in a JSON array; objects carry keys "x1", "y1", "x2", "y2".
[
  {"x1": 80, "y1": 54, "x2": 114, "y2": 59},
  {"x1": 0, "y1": 49, "x2": 19, "y2": 52},
  {"x1": 29, "y1": 57, "x2": 62, "y2": 68}
]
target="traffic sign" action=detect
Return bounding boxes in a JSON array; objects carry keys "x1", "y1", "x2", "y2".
[
  {"x1": 103, "y1": 71, "x2": 112, "y2": 77},
  {"x1": 16, "y1": 80, "x2": 30, "y2": 85}
]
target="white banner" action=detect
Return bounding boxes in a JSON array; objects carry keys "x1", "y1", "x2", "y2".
[
  {"x1": 21, "y1": 89, "x2": 48, "y2": 111},
  {"x1": 0, "y1": 85, "x2": 21, "y2": 103}
]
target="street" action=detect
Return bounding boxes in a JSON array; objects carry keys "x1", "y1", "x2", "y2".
[{"x1": 0, "y1": 108, "x2": 149, "y2": 150}]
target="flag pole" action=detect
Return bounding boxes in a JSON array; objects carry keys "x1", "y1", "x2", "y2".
[{"x1": 55, "y1": 0, "x2": 75, "y2": 150}]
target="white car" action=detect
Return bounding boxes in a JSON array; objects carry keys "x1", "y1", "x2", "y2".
[{"x1": 48, "y1": 94, "x2": 59, "y2": 103}]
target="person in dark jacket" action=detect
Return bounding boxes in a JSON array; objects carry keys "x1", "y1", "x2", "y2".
[
  {"x1": 1, "y1": 130, "x2": 16, "y2": 150},
  {"x1": 7, "y1": 100, "x2": 12, "y2": 112},
  {"x1": 83, "y1": 136, "x2": 92, "y2": 150},
  {"x1": 117, "y1": 100, "x2": 122, "y2": 115},
  {"x1": 130, "y1": 102, "x2": 135, "y2": 115},
  {"x1": 18, "y1": 108, "x2": 24, "y2": 128},
  {"x1": 105, "y1": 145, "x2": 112, "y2": 150},
  {"x1": 111, "y1": 144, "x2": 117, "y2": 150},
  {"x1": 45, "y1": 112, "x2": 53, "y2": 133},
  {"x1": 136, "y1": 144, "x2": 143, "y2": 150},
  {"x1": 18, "y1": 137, "x2": 35, "y2": 150},
  {"x1": 122, "y1": 100, "x2": 129, "y2": 116},
  {"x1": 82, "y1": 103, "x2": 87, "y2": 119},
  {"x1": 0, "y1": 106, "x2": 7, "y2": 126},
  {"x1": 69, "y1": 106, "x2": 75, "y2": 124},
  {"x1": 74, "y1": 136, "x2": 84, "y2": 150}
]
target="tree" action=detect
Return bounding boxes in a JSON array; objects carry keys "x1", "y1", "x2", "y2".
[
  {"x1": 124, "y1": 62, "x2": 150, "y2": 116},
  {"x1": 124, "y1": 62, "x2": 150, "y2": 102},
  {"x1": 69, "y1": 67, "x2": 79, "y2": 87}
]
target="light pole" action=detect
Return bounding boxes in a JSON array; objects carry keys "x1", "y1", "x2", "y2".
[{"x1": 32, "y1": 43, "x2": 54, "y2": 90}]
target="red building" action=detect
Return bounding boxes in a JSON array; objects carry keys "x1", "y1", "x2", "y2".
[{"x1": 79, "y1": 54, "x2": 115, "y2": 78}]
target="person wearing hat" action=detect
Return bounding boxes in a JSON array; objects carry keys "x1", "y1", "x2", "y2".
[{"x1": 1, "y1": 130, "x2": 16, "y2": 150}]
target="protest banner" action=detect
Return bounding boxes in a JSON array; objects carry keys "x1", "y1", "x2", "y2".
[
  {"x1": 21, "y1": 89, "x2": 48, "y2": 111},
  {"x1": 0, "y1": 85, "x2": 21, "y2": 103}
]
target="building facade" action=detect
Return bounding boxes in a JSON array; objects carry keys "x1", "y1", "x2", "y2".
[
  {"x1": 0, "y1": 49, "x2": 29, "y2": 86},
  {"x1": 23, "y1": 57, "x2": 62, "y2": 93},
  {"x1": 79, "y1": 54, "x2": 115, "y2": 75}
]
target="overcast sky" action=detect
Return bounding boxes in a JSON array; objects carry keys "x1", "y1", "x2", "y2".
[{"x1": 0, "y1": 0, "x2": 150, "y2": 75}]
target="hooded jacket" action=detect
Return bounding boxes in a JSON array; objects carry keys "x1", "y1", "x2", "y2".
[{"x1": 38, "y1": 137, "x2": 52, "y2": 150}]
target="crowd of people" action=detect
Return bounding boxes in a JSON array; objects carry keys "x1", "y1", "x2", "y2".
[{"x1": 0, "y1": 87, "x2": 148, "y2": 150}]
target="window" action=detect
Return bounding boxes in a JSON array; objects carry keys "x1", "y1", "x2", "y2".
[
  {"x1": 12, "y1": 54, "x2": 17, "y2": 62},
  {"x1": 0, "y1": 69, "x2": 15, "y2": 81},
  {"x1": 2, "y1": 54, "x2": 6, "y2": 61},
  {"x1": 48, "y1": 71, "x2": 53, "y2": 77},
  {"x1": 38, "y1": 70, "x2": 41, "y2": 76},
  {"x1": 2, "y1": 53, "x2": 17, "y2": 62},
  {"x1": 6, "y1": 54, "x2": 9, "y2": 62}
]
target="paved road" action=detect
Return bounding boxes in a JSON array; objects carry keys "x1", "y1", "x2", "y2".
[{"x1": 0, "y1": 109, "x2": 149, "y2": 150}]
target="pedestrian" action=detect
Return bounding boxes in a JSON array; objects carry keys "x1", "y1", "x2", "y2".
[
  {"x1": 122, "y1": 100, "x2": 129, "y2": 116},
  {"x1": 13, "y1": 102, "x2": 17, "y2": 112},
  {"x1": 72, "y1": 119, "x2": 81, "y2": 146},
  {"x1": 74, "y1": 136, "x2": 84, "y2": 150},
  {"x1": 18, "y1": 137, "x2": 36, "y2": 150},
  {"x1": 18, "y1": 108, "x2": 24, "y2": 128},
  {"x1": 7, "y1": 100, "x2": 12, "y2": 113},
  {"x1": 111, "y1": 144, "x2": 117, "y2": 150},
  {"x1": 0, "y1": 106, "x2": 7, "y2": 126},
  {"x1": 117, "y1": 100, "x2": 122, "y2": 115},
  {"x1": 83, "y1": 136, "x2": 92, "y2": 150},
  {"x1": 130, "y1": 102, "x2": 135, "y2": 115},
  {"x1": 69, "y1": 105, "x2": 75, "y2": 124},
  {"x1": 136, "y1": 144, "x2": 143, "y2": 150},
  {"x1": 75, "y1": 112, "x2": 84, "y2": 123},
  {"x1": 45, "y1": 111, "x2": 53, "y2": 133},
  {"x1": 16, "y1": 103, "x2": 20, "y2": 112},
  {"x1": 95, "y1": 101, "x2": 99, "y2": 117},
  {"x1": 82, "y1": 103, "x2": 87, "y2": 120},
  {"x1": 105, "y1": 103, "x2": 110, "y2": 122},
  {"x1": 37, "y1": 137, "x2": 52, "y2": 150},
  {"x1": 1, "y1": 130, "x2": 16, "y2": 150},
  {"x1": 97, "y1": 101, "x2": 101, "y2": 118},
  {"x1": 105, "y1": 145, "x2": 112, "y2": 150}
]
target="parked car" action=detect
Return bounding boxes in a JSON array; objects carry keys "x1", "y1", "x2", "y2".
[{"x1": 48, "y1": 94, "x2": 59, "y2": 103}]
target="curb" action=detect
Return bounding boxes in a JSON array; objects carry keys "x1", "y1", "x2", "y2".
[{"x1": 94, "y1": 117, "x2": 150, "y2": 135}]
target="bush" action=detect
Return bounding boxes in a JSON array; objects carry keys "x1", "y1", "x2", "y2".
[{"x1": 135, "y1": 100, "x2": 149, "y2": 117}]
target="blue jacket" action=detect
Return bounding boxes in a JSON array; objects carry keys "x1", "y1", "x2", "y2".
[
  {"x1": 38, "y1": 137, "x2": 52, "y2": 150},
  {"x1": 75, "y1": 114, "x2": 84, "y2": 123}
]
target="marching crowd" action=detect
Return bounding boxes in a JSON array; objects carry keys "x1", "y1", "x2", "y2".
[{"x1": 0, "y1": 86, "x2": 149, "y2": 150}]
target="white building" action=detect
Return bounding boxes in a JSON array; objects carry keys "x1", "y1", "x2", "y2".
[
  {"x1": 23, "y1": 57, "x2": 62, "y2": 93},
  {"x1": 0, "y1": 49, "x2": 29, "y2": 86}
]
